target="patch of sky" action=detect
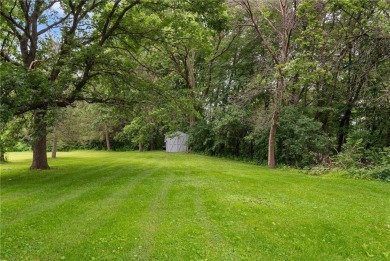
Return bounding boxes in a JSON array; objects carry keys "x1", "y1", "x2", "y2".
[{"x1": 37, "y1": 2, "x2": 95, "y2": 43}]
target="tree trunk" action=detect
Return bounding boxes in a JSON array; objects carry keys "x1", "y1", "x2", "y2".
[
  {"x1": 268, "y1": 120, "x2": 277, "y2": 168},
  {"x1": 138, "y1": 143, "x2": 143, "y2": 152},
  {"x1": 0, "y1": 152, "x2": 5, "y2": 163},
  {"x1": 250, "y1": 140, "x2": 254, "y2": 161},
  {"x1": 30, "y1": 110, "x2": 50, "y2": 170},
  {"x1": 267, "y1": 77, "x2": 284, "y2": 168},
  {"x1": 51, "y1": 124, "x2": 58, "y2": 158},
  {"x1": 186, "y1": 49, "x2": 197, "y2": 127},
  {"x1": 315, "y1": 110, "x2": 330, "y2": 134},
  {"x1": 105, "y1": 128, "x2": 111, "y2": 151},
  {"x1": 337, "y1": 106, "x2": 352, "y2": 152},
  {"x1": 264, "y1": 90, "x2": 271, "y2": 111}
]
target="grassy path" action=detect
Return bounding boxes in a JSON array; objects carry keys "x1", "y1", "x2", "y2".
[{"x1": 1, "y1": 151, "x2": 389, "y2": 260}]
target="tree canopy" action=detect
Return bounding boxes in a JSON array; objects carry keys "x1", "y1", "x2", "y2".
[{"x1": 1, "y1": 0, "x2": 389, "y2": 173}]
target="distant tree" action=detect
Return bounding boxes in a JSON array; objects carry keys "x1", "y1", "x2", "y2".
[
  {"x1": 289, "y1": 0, "x2": 390, "y2": 154},
  {"x1": 234, "y1": 0, "x2": 298, "y2": 168}
]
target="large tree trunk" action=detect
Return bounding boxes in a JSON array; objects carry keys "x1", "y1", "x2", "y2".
[
  {"x1": 51, "y1": 124, "x2": 58, "y2": 159},
  {"x1": 30, "y1": 110, "x2": 50, "y2": 170}
]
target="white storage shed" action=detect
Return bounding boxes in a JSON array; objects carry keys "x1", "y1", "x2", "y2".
[{"x1": 165, "y1": 131, "x2": 188, "y2": 152}]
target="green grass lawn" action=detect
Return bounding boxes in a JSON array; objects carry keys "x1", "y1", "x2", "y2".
[{"x1": 1, "y1": 151, "x2": 389, "y2": 260}]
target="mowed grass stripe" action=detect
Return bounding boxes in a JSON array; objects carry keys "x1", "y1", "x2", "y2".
[
  {"x1": 0, "y1": 159, "x2": 157, "y2": 227},
  {"x1": 34, "y1": 165, "x2": 164, "y2": 260},
  {"x1": 194, "y1": 192, "x2": 241, "y2": 260},
  {"x1": 1, "y1": 160, "x2": 162, "y2": 260},
  {"x1": 141, "y1": 170, "x2": 208, "y2": 260},
  {"x1": 155, "y1": 167, "x2": 241, "y2": 260},
  {"x1": 0, "y1": 152, "x2": 158, "y2": 199},
  {"x1": 52, "y1": 169, "x2": 166, "y2": 260},
  {"x1": 128, "y1": 172, "x2": 174, "y2": 260}
]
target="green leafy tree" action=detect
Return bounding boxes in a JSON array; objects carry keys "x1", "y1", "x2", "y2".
[
  {"x1": 1, "y1": 0, "x2": 146, "y2": 169},
  {"x1": 290, "y1": 0, "x2": 390, "y2": 152},
  {"x1": 1, "y1": 0, "x2": 226, "y2": 169},
  {"x1": 235, "y1": 0, "x2": 299, "y2": 168}
]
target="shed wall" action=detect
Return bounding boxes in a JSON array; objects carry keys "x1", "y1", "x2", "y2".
[{"x1": 166, "y1": 132, "x2": 188, "y2": 152}]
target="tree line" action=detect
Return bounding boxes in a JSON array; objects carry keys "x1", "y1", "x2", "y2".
[{"x1": 1, "y1": 0, "x2": 389, "y2": 177}]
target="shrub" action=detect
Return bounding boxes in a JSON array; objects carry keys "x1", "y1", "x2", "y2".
[
  {"x1": 335, "y1": 138, "x2": 365, "y2": 168},
  {"x1": 307, "y1": 165, "x2": 331, "y2": 176},
  {"x1": 369, "y1": 166, "x2": 390, "y2": 182},
  {"x1": 12, "y1": 141, "x2": 31, "y2": 152},
  {"x1": 189, "y1": 105, "x2": 251, "y2": 157},
  {"x1": 335, "y1": 139, "x2": 390, "y2": 181},
  {"x1": 276, "y1": 107, "x2": 330, "y2": 167}
]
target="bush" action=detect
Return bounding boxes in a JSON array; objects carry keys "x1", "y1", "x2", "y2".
[
  {"x1": 345, "y1": 166, "x2": 390, "y2": 182},
  {"x1": 276, "y1": 107, "x2": 330, "y2": 167},
  {"x1": 335, "y1": 140, "x2": 390, "y2": 181},
  {"x1": 369, "y1": 166, "x2": 390, "y2": 182},
  {"x1": 307, "y1": 165, "x2": 331, "y2": 176},
  {"x1": 189, "y1": 105, "x2": 251, "y2": 157},
  {"x1": 335, "y1": 138, "x2": 365, "y2": 168},
  {"x1": 345, "y1": 167, "x2": 372, "y2": 180},
  {"x1": 188, "y1": 120, "x2": 214, "y2": 154},
  {"x1": 12, "y1": 141, "x2": 31, "y2": 152}
]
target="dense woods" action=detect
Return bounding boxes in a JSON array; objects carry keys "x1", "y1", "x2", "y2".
[{"x1": 1, "y1": 0, "x2": 389, "y2": 179}]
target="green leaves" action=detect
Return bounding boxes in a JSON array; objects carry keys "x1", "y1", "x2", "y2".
[{"x1": 276, "y1": 106, "x2": 331, "y2": 167}]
